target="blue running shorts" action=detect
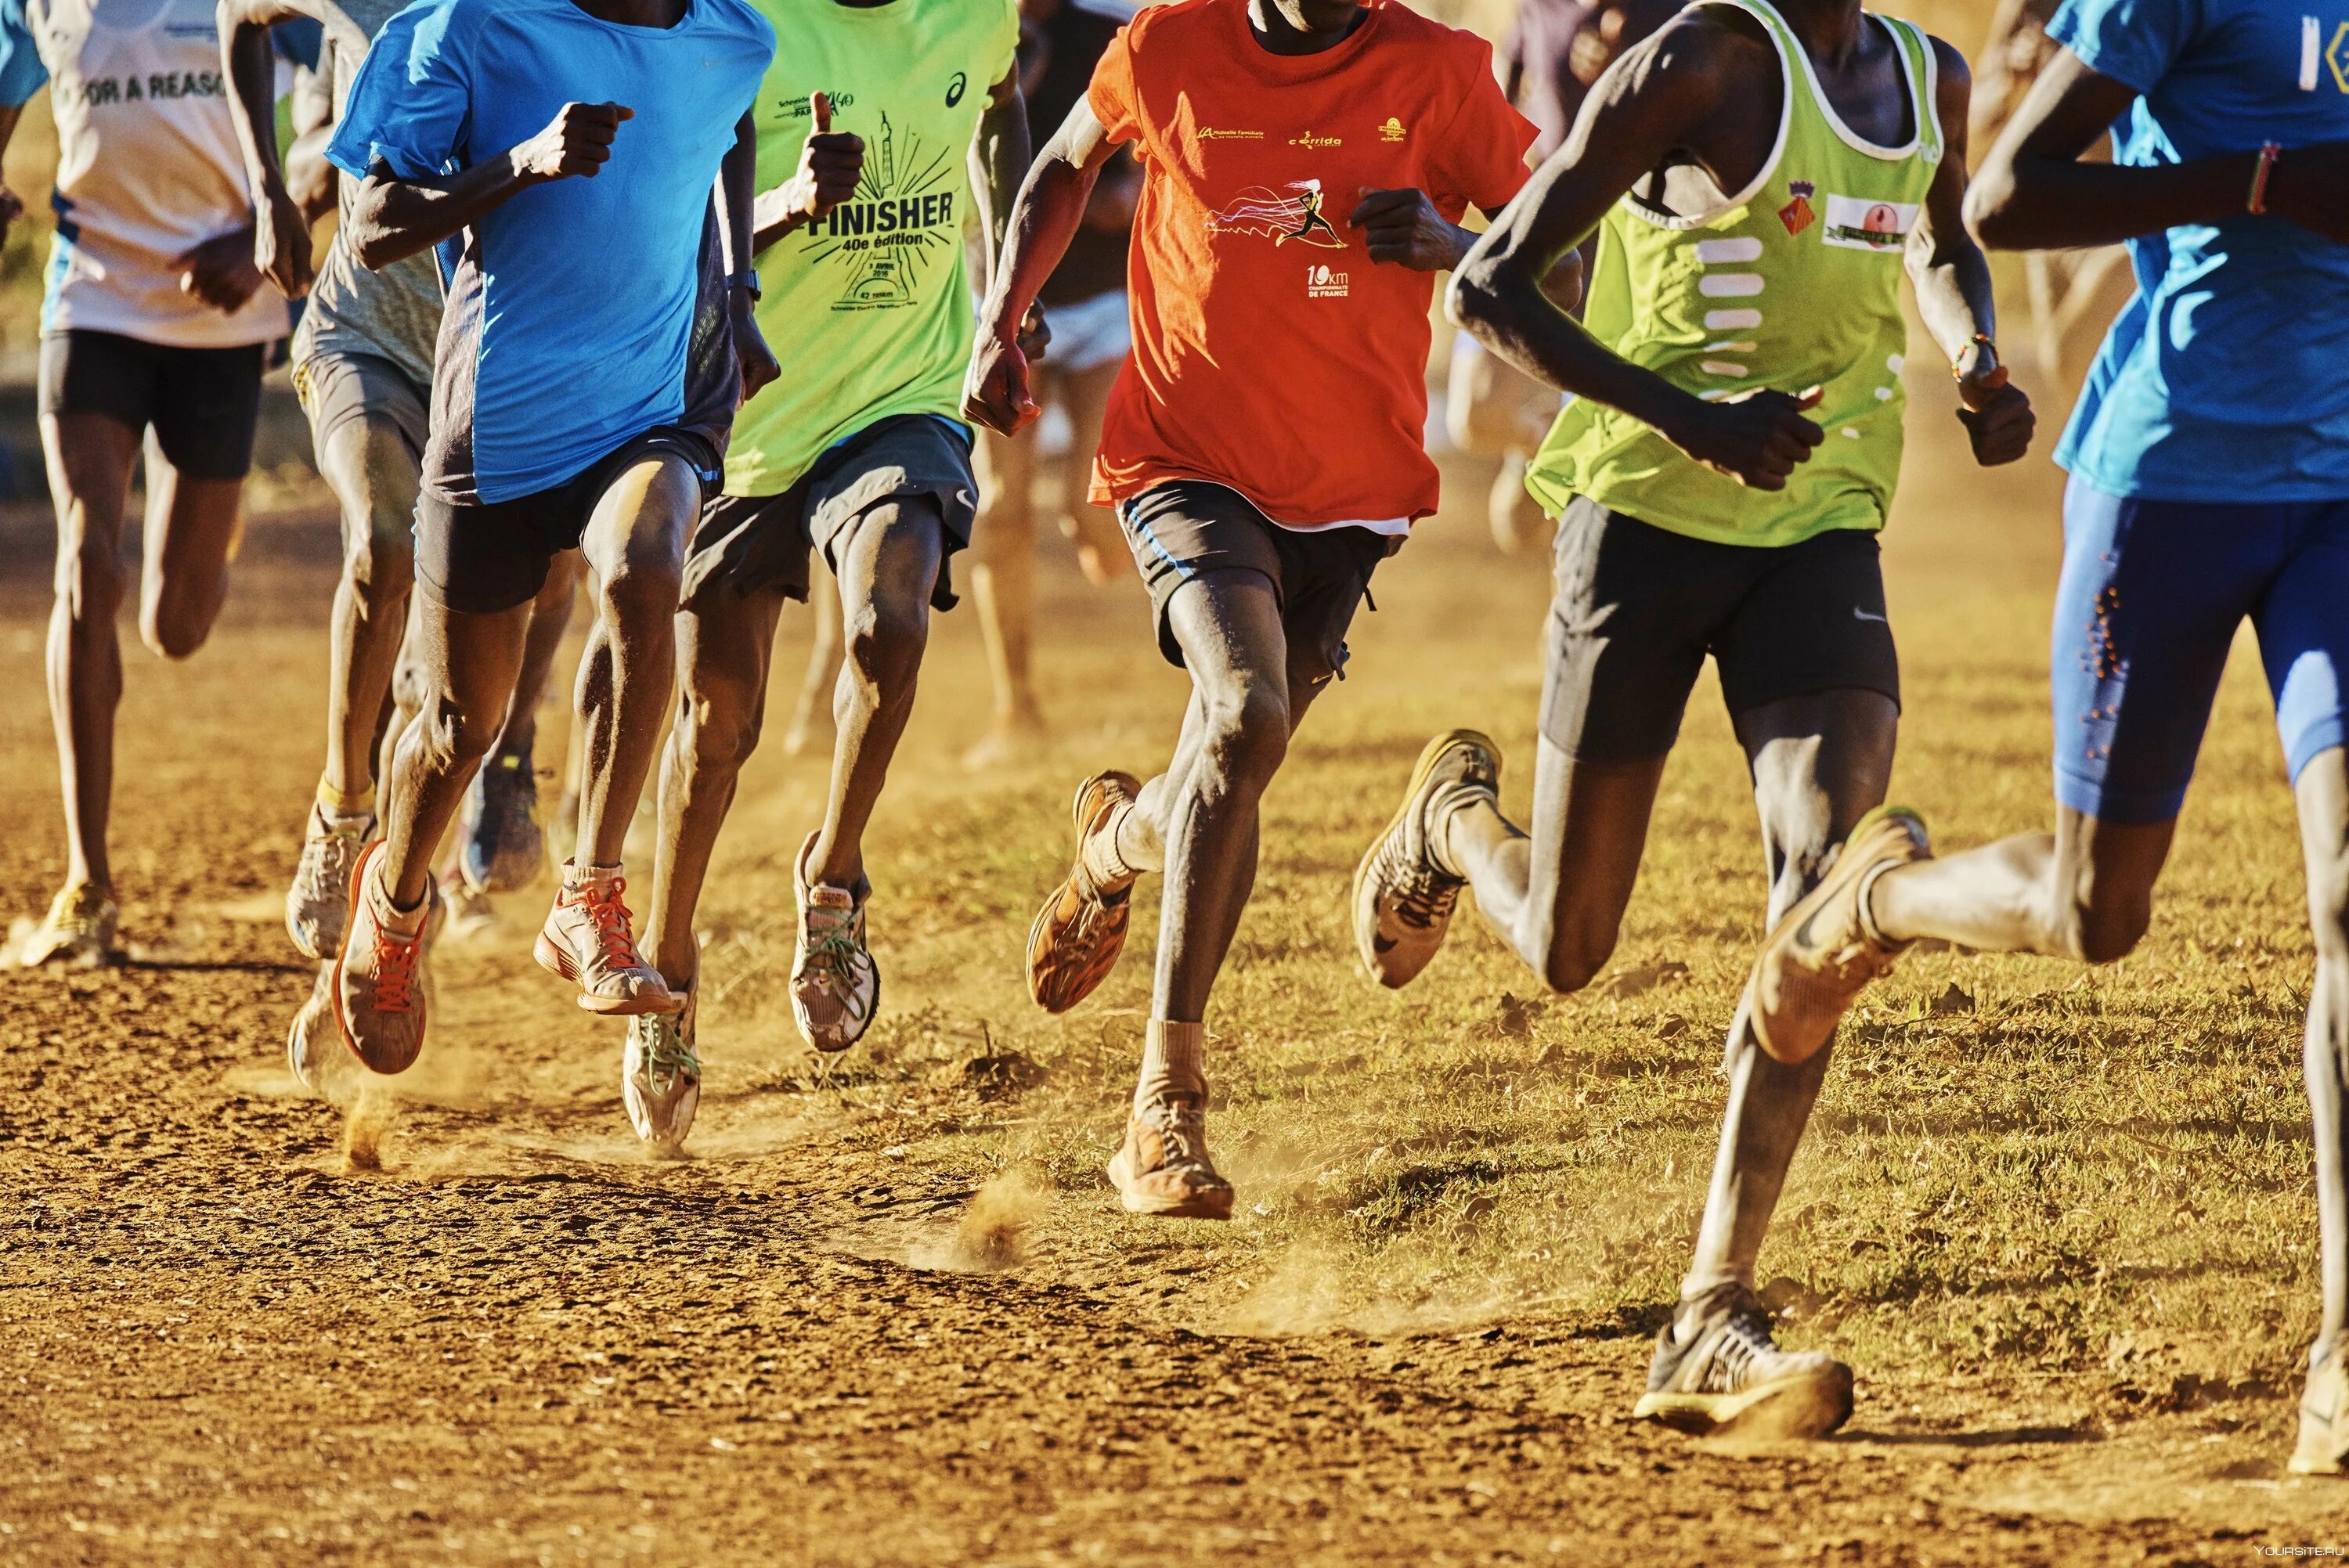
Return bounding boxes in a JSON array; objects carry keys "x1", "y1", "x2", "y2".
[{"x1": 2052, "y1": 478, "x2": 2349, "y2": 824}]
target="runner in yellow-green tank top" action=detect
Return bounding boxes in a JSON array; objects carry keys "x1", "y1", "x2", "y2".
[{"x1": 1348, "y1": 0, "x2": 2036, "y2": 1441}]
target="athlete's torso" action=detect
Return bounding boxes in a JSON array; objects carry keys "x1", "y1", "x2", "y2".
[
  {"x1": 2052, "y1": 0, "x2": 2349, "y2": 503},
  {"x1": 293, "y1": 0, "x2": 442, "y2": 389},
  {"x1": 11, "y1": 0, "x2": 287, "y2": 346},
  {"x1": 1527, "y1": 0, "x2": 1942, "y2": 547},
  {"x1": 725, "y1": 0, "x2": 1018, "y2": 497}
]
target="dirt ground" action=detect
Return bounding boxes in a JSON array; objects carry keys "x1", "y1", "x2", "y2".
[{"x1": 3, "y1": 376, "x2": 2348, "y2": 1566}]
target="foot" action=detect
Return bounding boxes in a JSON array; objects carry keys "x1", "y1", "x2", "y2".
[
  {"x1": 460, "y1": 747, "x2": 545, "y2": 894},
  {"x1": 438, "y1": 873, "x2": 501, "y2": 943},
  {"x1": 623, "y1": 987, "x2": 701, "y2": 1153},
  {"x1": 1107, "y1": 1097, "x2": 1233, "y2": 1220},
  {"x1": 961, "y1": 709, "x2": 1049, "y2": 772},
  {"x1": 1749, "y1": 806, "x2": 1932, "y2": 1065},
  {"x1": 1352, "y1": 730, "x2": 1500, "y2": 989},
  {"x1": 792, "y1": 834, "x2": 879, "y2": 1052},
  {"x1": 333, "y1": 842, "x2": 438, "y2": 1075},
  {"x1": 534, "y1": 865, "x2": 680, "y2": 1016},
  {"x1": 1633, "y1": 1287, "x2": 1854, "y2": 1439},
  {"x1": 286, "y1": 804, "x2": 373, "y2": 961},
  {"x1": 22, "y1": 883, "x2": 118, "y2": 968},
  {"x1": 286, "y1": 961, "x2": 360, "y2": 1098},
  {"x1": 1026, "y1": 770, "x2": 1142, "y2": 1014},
  {"x1": 2292, "y1": 1344, "x2": 2349, "y2": 1476}
]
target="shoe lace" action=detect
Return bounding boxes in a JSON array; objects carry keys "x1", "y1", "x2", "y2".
[
  {"x1": 372, "y1": 925, "x2": 421, "y2": 1014},
  {"x1": 1378, "y1": 834, "x2": 1456, "y2": 932},
  {"x1": 636, "y1": 1015, "x2": 700, "y2": 1090},
  {"x1": 1701, "y1": 1307, "x2": 1784, "y2": 1393},
  {"x1": 1142, "y1": 1101, "x2": 1210, "y2": 1171},
  {"x1": 802, "y1": 907, "x2": 874, "y2": 1017},
  {"x1": 572, "y1": 878, "x2": 644, "y2": 971},
  {"x1": 52, "y1": 886, "x2": 106, "y2": 935}
]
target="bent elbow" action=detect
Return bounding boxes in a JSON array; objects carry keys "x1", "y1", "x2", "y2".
[
  {"x1": 1962, "y1": 175, "x2": 2020, "y2": 251},
  {"x1": 1445, "y1": 265, "x2": 1503, "y2": 334}
]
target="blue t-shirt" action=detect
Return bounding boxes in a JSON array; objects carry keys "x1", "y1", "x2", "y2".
[
  {"x1": 2050, "y1": 0, "x2": 2349, "y2": 503},
  {"x1": 326, "y1": 0, "x2": 773, "y2": 503}
]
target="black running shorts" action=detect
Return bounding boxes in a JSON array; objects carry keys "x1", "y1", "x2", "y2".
[
  {"x1": 292, "y1": 348, "x2": 430, "y2": 463},
  {"x1": 1119, "y1": 480, "x2": 1395, "y2": 683},
  {"x1": 38, "y1": 329, "x2": 265, "y2": 481},
  {"x1": 416, "y1": 427, "x2": 723, "y2": 615},
  {"x1": 1543, "y1": 497, "x2": 1900, "y2": 760},
  {"x1": 681, "y1": 414, "x2": 977, "y2": 613}
]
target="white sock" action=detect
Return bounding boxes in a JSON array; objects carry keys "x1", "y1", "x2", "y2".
[
  {"x1": 1081, "y1": 798, "x2": 1138, "y2": 890},
  {"x1": 1423, "y1": 781, "x2": 1488, "y2": 881},
  {"x1": 1134, "y1": 1018, "x2": 1206, "y2": 1111},
  {"x1": 566, "y1": 860, "x2": 621, "y2": 889}
]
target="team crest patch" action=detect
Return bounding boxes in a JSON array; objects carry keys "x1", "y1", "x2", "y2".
[
  {"x1": 1820, "y1": 193, "x2": 1918, "y2": 251},
  {"x1": 1777, "y1": 179, "x2": 1817, "y2": 236}
]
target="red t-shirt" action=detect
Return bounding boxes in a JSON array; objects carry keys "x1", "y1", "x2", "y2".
[{"x1": 1086, "y1": 0, "x2": 1536, "y2": 529}]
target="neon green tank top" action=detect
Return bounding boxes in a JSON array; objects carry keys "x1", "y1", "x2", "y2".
[{"x1": 1524, "y1": 0, "x2": 1943, "y2": 547}]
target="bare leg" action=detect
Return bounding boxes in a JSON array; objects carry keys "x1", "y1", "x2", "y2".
[
  {"x1": 2297, "y1": 751, "x2": 2349, "y2": 1368},
  {"x1": 808, "y1": 499, "x2": 945, "y2": 888},
  {"x1": 41, "y1": 413, "x2": 142, "y2": 894},
  {"x1": 570, "y1": 457, "x2": 697, "y2": 871},
  {"x1": 1867, "y1": 807, "x2": 2174, "y2": 964},
  {"x1": 1681, "y1": 690, "x2": 1896, "y2": 1310},
  {"x1": 1058, "y1": 360, "x2": 1130, "y2": 587},
  {"x1": 380, "y1": 594, "x2": 531, "y2": 910},
  {"x1": 648, "y1": 585, "x2": 788, "y2": 989},
  {"x1": 496, "y1": 549, "x2": 583, "y2": 759},
  {"x1": 135, "y1": 444, "x2": 244, "y2": 663},
  {"x1": 314, "y1": 416, "x2": 419, "y2": 805},
  {"x1": 968, "y1": 419, "x2": 1046, "y2": 759},
  {"x1": 782, "y1": 557, "x2": 845, "y2": 758}
]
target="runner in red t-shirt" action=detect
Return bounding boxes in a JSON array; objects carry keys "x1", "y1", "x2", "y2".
[{"x1": 965, "y1": 0, "x2": 1549, "y2": 1221}]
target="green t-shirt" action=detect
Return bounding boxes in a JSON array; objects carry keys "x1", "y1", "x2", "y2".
[{"x1": 727, "y1": 0, "x2": 1020, "y2": 496}]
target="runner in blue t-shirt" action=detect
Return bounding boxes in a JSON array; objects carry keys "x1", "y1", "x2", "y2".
[
  {"x1": 1737, "y1": 0, "x2": 2349, "y2": 1476},
  {"x1": 316, "y1": 0, "x2": 779, "y2": 1080}
]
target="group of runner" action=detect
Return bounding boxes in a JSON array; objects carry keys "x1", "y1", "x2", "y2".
[{"x1": 5, "y1": 0, "x2": 2345, "y2": 1470}]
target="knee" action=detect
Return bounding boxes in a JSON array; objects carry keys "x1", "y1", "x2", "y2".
[
  {"x1": 2308, "y1": 855, "x2": 2349, "y2": 960},
  {"x1": 600, "y1": 553, "x2": 684, "y2": 627},
  {"x1": 844, "y1": 597, "x2": 929, "y2": 695},
  {"x1": 684, "y1": 681, "x2": 764, "y2": 777},
  {"x1": 421, "y1": 693, "x2": 501, "y2": 773},
  {"x1": 1540, "y1": 923, "x2": 1618, "y2": 997},
  {"x1": 1200, "y1": 679, "x2": 1290, "y2": 790},
  {"x1": 349, "y1": 515, "x2": 417, "y2": 606},
  {"x1": 139, "y1": 604, "x2": 212, "y2": 661}
]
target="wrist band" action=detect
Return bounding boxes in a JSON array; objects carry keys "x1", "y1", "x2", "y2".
[
  {"x1": 2250, "y1": 141, "x2": 2282, "y2": 215},
  {"x1": 1952, "y1": 333, "x2": 1995, "y2": 381}
]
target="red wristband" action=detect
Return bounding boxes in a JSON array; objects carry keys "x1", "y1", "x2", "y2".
[{"x1": 2250, "y1": 141, "x2": 2282, "y2": 215}]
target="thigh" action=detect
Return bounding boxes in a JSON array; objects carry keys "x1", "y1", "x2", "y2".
[
  {"x1": 579, "y1": 452, "x2": 700, "y2": 585},
  {"x1": 678, "y1": 579, "x2": 789, "y2": 718},
  {"x1": 305, "y1": 357, "x2": 426, "y2": 553},
  {"x1": 808, "y1": 416, "x2": 980, "y2": 611},
  {"x1": 2050, "y1": 478, "x2": 2268, "y2": 824},
  {"x1": 2255, "y1": 500, "x2": 2349, "y2": 786},
  {"x1": 1734, "y1": 688, "x2": 1900, "y2": 918},
  {"x1": 417, "y1": 488, "x2": 570, "y2": 616},
  {"x1": 831, "y1": 493, "x2": 947, "y2": 618},
  {"x1": 1712, "y1": 528, "x2": 1899, "y2": 719},
  {"x1": 148, "y1": 343, "x2": 265, "y2": 482},
  {"x1": 682, "y1": 486, "x2": 814, "y2": 610},
  {"x1": 142, "y1": 454, "x2": 244, "y2": 586},
  {"x1": 1119, "y1": 481, "x2": 1286, "y2": 669},
  {"x1": 41, "y1": 411, "x2": 142, "y2": 564},
  {"x1": 1541, "y1": 499, "x2": 1717, "y2": 762},
  {"x1": 1162, "y1": 566, "x2": 1290, "y2": 706}
]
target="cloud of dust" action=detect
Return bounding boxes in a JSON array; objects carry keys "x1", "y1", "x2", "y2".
[
  {"x1": 910, "y1": 1169, "x2": 1052, "y2": 1274},
  {"x1": 341, "y1": 1085, "x2": 398, "y2": 1173},
  {"x1": 1216, "y1": 1238, "x2": 1516, "y2": 1339}
]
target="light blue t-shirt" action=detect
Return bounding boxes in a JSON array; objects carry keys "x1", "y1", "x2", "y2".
[
  {"x1": 2049, "y1": 0, "x2": 2349, "y2": 503},
  {"x1": 325, "y1": 0, "x2": 774, "y2": 503}
]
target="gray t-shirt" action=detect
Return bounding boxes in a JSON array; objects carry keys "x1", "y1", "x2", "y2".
[{"x1": 291, "y1": 0, "x2": 444, "y2": 390}]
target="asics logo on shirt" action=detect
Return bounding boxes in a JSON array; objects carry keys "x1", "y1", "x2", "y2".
[{"x1": 946, "y1": 71, "x2": 966, "y2": 107}]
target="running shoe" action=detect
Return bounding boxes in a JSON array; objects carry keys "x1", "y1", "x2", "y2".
[
  {"x1": 534, "y1": 865, "x2": 679, "y2": 1016},
  {"x1": 792, "y1": 833, "x2": 879, "y2": 1052},
  {"x1": 438, "y1": 872, "x2": 501, "y2": 943},
  {"x1": 1748, "y1": 806, "x2": 1931, "y2": 1064},
  {"x1": 623, "y1": 989, "x2": 701, "y2": 1152},
  {"x1": 1351, "y1": 730, "x2": 1499, "y2": 989},
  {"x1": 333, "y1": 841, "x2": 438, "y2": 1075},
  {"x1": 460, "y1": 747, "x2": 544, "y2": 894},
  {"x1": 1107, "y1": 1097, "x2": 1233, "y2": 1220},
  {"x1": 2293, "y1": 1344, "x2": 2349, "y2": 1476},
  {"x1": 1634, "y1": 1287, "x2": 1854, "y2": 1438},
  {"x1": 1026, "y1": 770, "x2": 1142, "y2": 1014},
  {"x1": 22, "y1": 883, "x2": 118, "y2": 968},
  {"x1": 286, "y1": 804, "x2": 373, "y2": 961}
]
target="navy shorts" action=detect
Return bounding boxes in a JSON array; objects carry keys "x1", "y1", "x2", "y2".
[{"x1": 2051, "y1": 478, "x2": 2349, "y2": 823}]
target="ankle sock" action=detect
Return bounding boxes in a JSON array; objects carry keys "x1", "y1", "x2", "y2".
[
  {"x1": 1081, "y1": 798, "x2": 1138, "y2": 892},
  {"x1": 1134, "y1": 1018, "x2": 1207, "y2": 1111},
  {"x1": 317, "y1": 778, "x2": 374, "y2": 820},
  {"x1": 567, "y1": 860, "x2": 621, "y2": 889}
]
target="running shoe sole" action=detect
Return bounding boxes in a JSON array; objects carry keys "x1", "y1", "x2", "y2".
[
  {"x1": 1633, "y1": 1363, "x2": 1855, "y2": 1439},
  {"x1": 1025, "y1": 771, "x2": 1140, "y2": 1015},
  {"x1": 1349, "y1": 729, "x2": 1496, "y2": 984},
  {"x1": 1106, "y1": 1148, "x2": 1235, "y2": 1221},
  {"x1": 532, "y1": 932, "x2": 685, "y2": 1017},
  {"x1": 1750, "y1": 806, "x2": 1928, "y2": 1065}
]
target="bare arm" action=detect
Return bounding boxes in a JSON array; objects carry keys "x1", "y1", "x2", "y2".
[
  {"x1": 751, "y1": 92, "x2": 864, "y2": 255},
  {"x1": 0, "y1": 105, "x2": 25, "y2": 246},
  {"x1": 713, "y1": 108, "x2": 777, "y2": 404},
  {"x1": 962, "y1": 94, "x2": 1117, "y2": 434},
  {"x1": 1449, "y1": 16, "x2": 1824, "y2": 490},
  {"x1": 968, "y1": 61, "x2": 1031, "y2": 302},
  {"x1": 346, "y1": 100, "x2": 630, "y2": 271},
  {"x1": 218, "y1": 0, "x2": 319, "y2": 296},
  {"x1": 1907, "y1": 40, "x2": 2033, "y2": 467},
  {"x1": 1968, "y1": 47, "x2": 2349, "y2": 249}
]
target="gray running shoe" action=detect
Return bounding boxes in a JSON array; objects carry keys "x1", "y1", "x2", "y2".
[
  {"x1": 1633, "y1": 1288, "x2": 1853, "y2": 1438},
  {"x1": 287, "y1": 806, "x2": 373, "y2": 961},
  {"x1": 2293, "y1": 1343, "x2": 2349, "y2": 1476},
  {"x1": 22, "y1": 883, "x2": 118, "y2": 968},
  {"x1": 623, "y1": 989, "x2": 701, "y2": 1153},
  {"x1": 460, "y1": 748, "x2": 545, "y2": 894},
  {"x1": 1351, "y1": 730, "x2": 1499, "y2": 989},
  {"x1": 1106, "y1": 1097, "x2": 1234, "y2": 1220},
  {"x1": 792, "y1": 834, "x2": 878, "y2": 1052}
]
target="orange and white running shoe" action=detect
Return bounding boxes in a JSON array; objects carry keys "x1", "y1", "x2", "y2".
[
  {"x1": 534, "y1": 863, "x2": 679, "y2": 1016},
  {"x1": 333, "y1": 841, "x2": 438, "y2": 1075},
  {"x1": 1748, "y1": 806, "x2": 1931, "y2": 1065},
  {"x1": 1026, "y1": 770, "x2": 1142, "y2": 1014},
  {"x1": 1107, "y1": 1098, "x2": 1234, "y2": 1220}
]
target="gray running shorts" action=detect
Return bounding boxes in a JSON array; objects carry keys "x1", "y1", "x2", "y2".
[{"x1": 292, "y1": 348, "x2": 430, "y2": 463}]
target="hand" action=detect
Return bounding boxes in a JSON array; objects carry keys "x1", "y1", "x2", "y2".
[
  {"x1": 1016, "y1": 301, "x2": 1050, "y2": 362},
  {"x1": 1348, "y1": 187, "x2": 1470, "y2": 272},
  {"x1": 1954, "y1": 342, "x2": 2035, "y2": 467},
  {"x1": 511, "y1": 101, "x2": 633, "y2": 183},
  {"x1": 771, "y1": 91, "x2": 864, "y2": 227},
  {"x1": 1665, "y1": 385, "x2": 1825, "y2": 490},
  {"x1": 962, "y1": 330, "x2": 1037, "y2": 436},
  {"x1": 731, "y1": 293, "x2": 779, "y2": 407},
  {"x1": 2261, "y1": 141, "x2": 2349, "y2": 244},
  {"x1": 0, "y1": 186, "x2": 23, "y2": 250},
  {"x1": 253, "y1": 179, "x2": 315, "y2": 301},
  {"x1": 173, "y1": 228, "x2": 265, "y2": 313}
]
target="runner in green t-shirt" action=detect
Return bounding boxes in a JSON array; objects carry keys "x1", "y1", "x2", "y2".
[{"x1": 633, "y1": 0, "x2": 1034, "y2": 1151}]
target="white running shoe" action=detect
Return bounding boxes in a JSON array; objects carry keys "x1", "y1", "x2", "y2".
[
  {"x1": 1106, "y1": 1097, "x2": 1233, "y2": 1220},
  {"x1": 2293, "y1": 1343, "x2": 2349, "y2": 1476},
  {"x1": 286, "y1": 805, "x2": 373, "y2": 961},
  {"x1": 623, "y1": 989, "x2": 700, "y2": 1152},
  {"x1": 792, "y1": 833, "x2": 878, "y2": 1053},
  {"x1": 23, "y1": 883, "x2": 118, "y2": 968},
  {"x1": 1634, "y1": 1286, "x2": 1854, "y2": 1439},
  {"x1": 533, "y1": 863, "x2": 678, "y2": 1015},
  {"x1": 1352, "y1": 730, "x2": 1499, "y2": 989}
]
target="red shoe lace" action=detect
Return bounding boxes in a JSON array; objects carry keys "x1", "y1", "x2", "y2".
[
  {"x1": 571, "y1": 878, "x2": 641, "y2": 970},
  {"x1": 373, "y1": 928, "x2": 420, "y2": 1013}
]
